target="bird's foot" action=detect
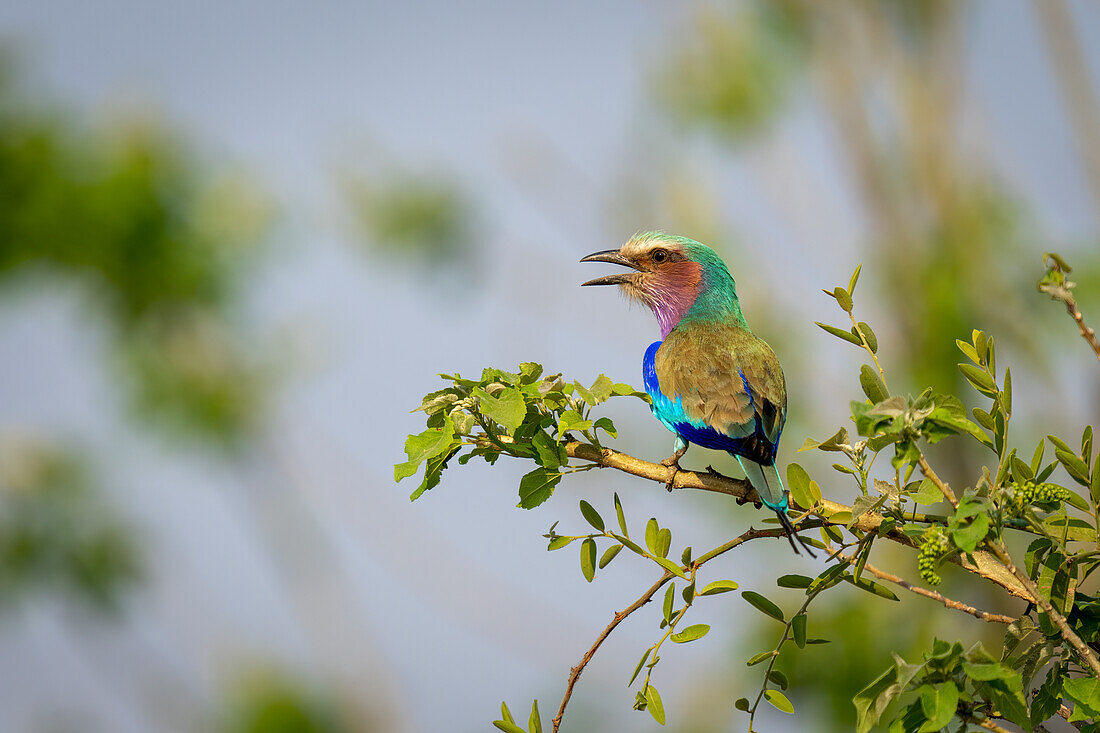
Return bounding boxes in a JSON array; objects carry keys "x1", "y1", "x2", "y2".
[
  {"x1": 660, "y1": 445, "x2": 688, "y2": 493},
  {"x1": 704, "y1": 464, "x2": 723, "y2": 477},
  {"x1": 661, "y1": 460, "x2": 679, "y2": 492}
]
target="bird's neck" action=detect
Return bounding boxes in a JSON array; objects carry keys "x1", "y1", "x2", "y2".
[
  {"x1": 654, "y1": 275, "x2": 746, "y2": 338},
  {"x1": 677, "y1": 285, "x2": 746, "y2": 332}
]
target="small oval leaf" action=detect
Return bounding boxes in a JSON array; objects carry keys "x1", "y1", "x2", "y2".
[
  {"x1": 764, "y1": 689, "x2": 794, "y2": 714},
  {"x1": 700, "y1": 579, "x2": 739, "y2": 595},
  {"x1": 742, "y1": 591, "x2": 785, "y2": 622},
  {"x1": 671, "y1": 624, "x2": 710, "y2": 643},
  {"x1": 579, "y1": 500, "x2": 604, "y2": 532},
  {"x1": 599, "y1": 543, "x2": 622, "y2": 569},
  {"x1": 645, "y1": 685, "x2": 666, "y2": 726},
  {"x1": 580, "y1": 538, "x2": 596, "y2": 583}
]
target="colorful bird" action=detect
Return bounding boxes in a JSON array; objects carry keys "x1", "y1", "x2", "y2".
[{"x1": 581, "y1": 232, "x2": 812, "y2": 556}]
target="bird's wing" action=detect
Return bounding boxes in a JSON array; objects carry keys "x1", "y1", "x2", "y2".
[{"x1": 653, "y1": 322, "x2": 787, "y2": 455}]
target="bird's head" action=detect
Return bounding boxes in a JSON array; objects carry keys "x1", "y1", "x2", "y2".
[{"x1": 581, "y1": 232, "x2": 743, "y2": 336}]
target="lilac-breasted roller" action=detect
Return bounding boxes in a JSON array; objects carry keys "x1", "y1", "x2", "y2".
[{"x1": 581, "y1": 232, "x2": 812, "y2": 556}]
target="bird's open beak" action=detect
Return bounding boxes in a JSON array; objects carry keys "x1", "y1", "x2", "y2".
[{"x1": 580, "y1": 249, "x2": 643, "y2": 286}]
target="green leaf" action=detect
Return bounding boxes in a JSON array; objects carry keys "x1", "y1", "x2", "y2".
[
  {"x1": 769, "y1": 670, "x2": 789, "y2": 690},
  {"x1": 529, "y1": 700, "x2": 542, "y2": 733},
  {"x1": 580, "y1": 538, "x2": 596, "y2": 582},
  {"x1": 777, "y1": 574, "x2": 812, "y2": 588},
  {"x1": 787, "y1": 462, "x2": 815, "y2": 509},
  {"x1": 1055, "y1": 448, "x2": 1091, "y2": 486},
  {"x1": 764, "y1": 689, "x2": 794, "y2": 714},
  {"x1": 599, "y1": 544, "x2": 622, "y2": 569},
  {"x1": 614, "y1": 493, "x2": 628, "y2": 536},
  {"x1": 859, "y1": 364, "x2": 888, "y2": 402},
  {"x1": 476, "y1": 386, "x2": 527, "y2": 432},
  {"x1": 956, "y1": 339, "x2": 980, "y2": 364},
  {"x1": 910, "y1": 479, "x2": 940, "y2": 505},
  {"x1": 857, "y1": 322, "x2": 878, "y2": 353},
  {"x1": 610, "y1": 533, "x2": 646, "y2": 557},
  {"x1": 395, "y1": 417, "x2": 456, "y2": 481},
  {"x1": 746, "y1": 651, "x2": 775, "y2": 666},
  {"x1": 951, "y1": 513, "x2": 989, "y2": 553},
  {"x1": 656, "y1": 528, "x2": 672, "y2": 559},
  {"x1": 699, "y1": 579, "x2": 739, "y2": 595},
  {"x1": 663, "y1": 583, "x2": 675, "y2": 624},
  {"x1": 572, "y1": 380, "x2": 596, "y2": 405},
  {"x1": 493, "y1": 701, "x2": 526, "y2": 733},
  {"x1": 853, "y1": 665, "x2": 900, "y2": 733},
  {"x1": 1064, "y1": 677, "x2": 1100, "y2": 721},
  {"x1": 531, "y1": 430, "x2": 564, "y2": 469},
  {"x1": 833, "y1": 286, "x2": 853, "y2": 313},
  {"x1": 406, "y1": 446, "x2": 452, "y2": 501},
  {"x1": 547, "y1": 536, "x2": 575, "y2": 551},
  {"x1": 645, "y1": 518, "x2": 659, "y2": 555},
  {"x1": 848, "y1": 263, "x2": 862, "y2": 296},
  {"x1": 985, "y1": 675, "x2": 1031, "y2": 730},
  {"x1": 742, "y1": 591, "x2": 784, "y2": 622},
  {"x1": 629, "y1": 648, "x2": 651, "y2": 686},
  {"x1": 792, "y1": 613, "x2": 806, "y2": 648},
  {"x1": 517, "y1": 468, "x2": 562, "y2": 509},
  {"x1": 1031, "y1": 668, "x2": 1064, "y2": 727},
  {"x1": 1092, "y1": 452, "x2": 1100, "y2": 507},
  {"x1": 579, "y1": 500, "x2": 604, "y2": 532},
  {"x1": 645, "y1": 685, "x2": 665, "y2": 726},
  {"x1": 593, "y1": 416, "x2": 617, "y2": 439},
  {"x1": 589, "y1": 374, "x2": 614, "y2": 403},
  {"x1": 918, "y1": 681, "x2": 957, "y2": 732},
  {"x1": 518, "y1": 362, "x2": 544, "y2": 383},
  {"x1": 653, "y1": 556, "x2": 688, "y2": 579},
  {"x1": 961, "y1": 661, "x2": 1015, "y2": 681},
  {"x1": 671, "y1": 624, "x2": 710, "y2": 643},
  {"x1": 844, "y1": 575, "x2": 899, "y2": 601},
  {"x1": 959, "y1": 363, "x2": 997, "y2": 396},
  {"x1": 734, "y1": 697, "x2": 750, "y2": 711},
  {"x1": 816, "y1": 321, "x2": 863, "y2": 347},
  {"x1": 557, "y1": 409, "x2": 592, "y2": 435}
]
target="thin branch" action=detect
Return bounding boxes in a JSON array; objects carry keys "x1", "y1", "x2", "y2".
[
  {"x1": 560, "y1": 440, "x2": 1032, "y2": 601},
  {"x1": 837, "y1": 552, "x2": 1016, "y2": 624},
  {"x1": 550, "y1": 527, "x2": 785, "y2": 733},
  {"x1": 918, "y1": 453, "x2": 958, "y2": 507},
  {"x1": 550, "y1": 572, "x2": 671, "y2": 733},
  {"x1": 1064, "y1": 298, "x2": 1100, "y2": 363},
  {"x1": 746, "y1": 578, "x2": 836, "y2": 731},
  {"x1": 986, "y1": 541, "x2": 1100, "y2": 678},
  {"x1": 975, "y1": 717, "x2": 1014, "y2": 733}
]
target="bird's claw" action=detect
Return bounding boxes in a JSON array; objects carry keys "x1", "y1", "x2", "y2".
[
  {"x1": 660, "y1": 444, "x2": 688, "y2": 493},
  {"x1": 662, "y1": 460, "x2": 679, "y2": 492},
  {"x1": 704, "y1": 464, "x2": 723, "y2": 477}
]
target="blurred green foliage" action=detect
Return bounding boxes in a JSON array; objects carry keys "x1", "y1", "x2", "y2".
[
  {"x1": 220, "y1": 671, "x2": 354, "y2": 733},
  {"x1": 0, "y1": 60, "x2": 271, "y2": 446},
  {"x1": 657, "y1": 1, "x2": 808, "y2": 141},
  {"x1": 0, "y1": 436, "x2": 139, "y2": 613},
  {"x1": 341, "y1": 168, "x2": 477, "y2": 268}
]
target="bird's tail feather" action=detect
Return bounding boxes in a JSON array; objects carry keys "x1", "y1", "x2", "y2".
[{"x1": 736, "y1": 457, "x2": 816, "y2": 558}]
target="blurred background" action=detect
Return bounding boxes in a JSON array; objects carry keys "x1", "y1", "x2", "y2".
[{"x1": 0, "y1": 1, "x2": 1098, "y2": 731}]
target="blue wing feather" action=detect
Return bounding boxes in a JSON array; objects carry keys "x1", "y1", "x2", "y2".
[{"x1": 643, "y1": 340, "x2": 778, "y2": 461}]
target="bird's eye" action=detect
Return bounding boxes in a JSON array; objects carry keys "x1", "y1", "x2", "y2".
[{"x1": 652, "y1": 249, "x2": 668, "y2": 264}]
